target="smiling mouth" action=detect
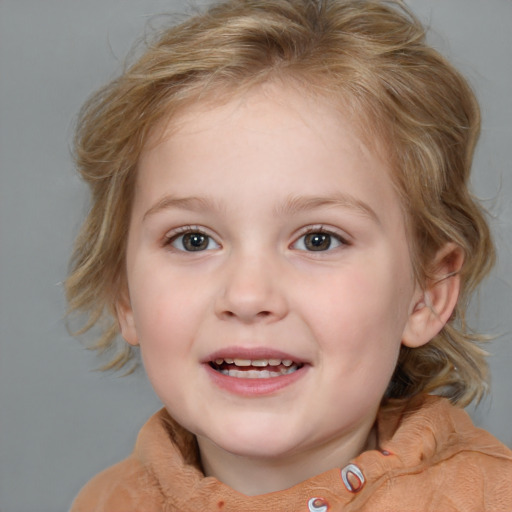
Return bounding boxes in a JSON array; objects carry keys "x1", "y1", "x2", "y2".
[{"x1": 209, "y1": 358, "x2": 304, "y2": 379}]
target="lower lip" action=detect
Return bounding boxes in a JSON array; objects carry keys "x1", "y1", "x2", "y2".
[{"x1": 204, "y1": 364, "x2": 309, "y2": 396}]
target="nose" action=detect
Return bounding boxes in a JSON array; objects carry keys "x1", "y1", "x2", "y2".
[{"x1": 214, "y1": 253, "x2": 288, "y2": 324}]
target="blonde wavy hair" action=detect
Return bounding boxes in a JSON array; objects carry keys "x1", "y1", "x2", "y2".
[{"x1": 67, "y1": 0, "x2": 494, "y2": 406}]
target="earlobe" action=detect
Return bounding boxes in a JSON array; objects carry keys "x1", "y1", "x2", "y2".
[
  {"x1": 402, "y1": 243, "x2": 463, "y2": 348},
  {"x1": 115, "y1": 294, "x2": 139, "y2": 346}
]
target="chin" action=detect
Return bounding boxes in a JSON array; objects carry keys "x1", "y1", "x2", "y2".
[
  {"x1": 210, "y1": 424, "x2": 303, "y2": 459},
  {"x1": 223, "y1": 441, "x2": 297, "y2": 460}
]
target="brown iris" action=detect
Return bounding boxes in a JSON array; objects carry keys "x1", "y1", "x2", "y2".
[
  {"x1": 182, "y1": 233, "x2": 209, "y2": 251},
  {"x1": 304, "y1": 232, "x2": 332, "y2": 251}
]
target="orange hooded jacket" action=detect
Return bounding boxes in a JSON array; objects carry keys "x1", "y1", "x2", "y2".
[{"x1": 71, "y1": 395, "x2": 512, "y2": 511}]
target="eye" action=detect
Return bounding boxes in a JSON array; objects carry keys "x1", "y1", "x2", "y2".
[
  {"x1": 292, "y1": 229, "x2": 346, "y2": 252},
  {"x1": 166, "y1": 229, "x2": 220, "y2": 252}
]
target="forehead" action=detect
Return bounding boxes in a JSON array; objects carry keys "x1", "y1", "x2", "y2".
[
  {"x1": 135, "y1": 84, "x2": 402, "y2": 228},
  {"x1": 144, "y1": 80, "x2": 390, "y2": 162}
]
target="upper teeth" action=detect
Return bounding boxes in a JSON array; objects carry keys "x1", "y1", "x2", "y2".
[{"x1": 213, "y1": 358, "x2": 294, "y2": 367}]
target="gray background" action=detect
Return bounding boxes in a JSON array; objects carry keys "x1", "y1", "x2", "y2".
[{"x1": 0, "y1": 1, "x2": 511, "y2": 511}]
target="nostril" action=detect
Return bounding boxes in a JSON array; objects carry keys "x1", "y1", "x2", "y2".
[{"x1": 221, "y1": 309, "x2": 272, "y2": 320}]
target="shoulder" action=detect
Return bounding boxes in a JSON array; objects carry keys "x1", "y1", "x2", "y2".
[
  {"x1": 69, "y1": 409, "x2": 175, "y2": 512},
  {"x1": 69, "y1": 457, "x2": 162, "y2": 512},
  {"x1": 408, "y1": 433, "x2": 512, "y2": 511},
  {"x1": 372, "y1": 395, "x2": 512, "y2": 510},
  {"x1": 430, "y1": 398, "x2": 512, "y2": 510}
]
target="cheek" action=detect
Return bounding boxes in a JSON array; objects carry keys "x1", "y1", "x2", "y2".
[
  {"x1": 308, "y1": 260, "x2": 412, "y2": 352},
  {"x1": 129, "y1": 267, "x2": 201, "y2": 352},
  {"x1": 131, "y1": 280, "x2": 201, "y2": 398}
]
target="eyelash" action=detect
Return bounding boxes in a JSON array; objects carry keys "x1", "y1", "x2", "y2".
[
  {"x1": 162, "y1": 225, "x2": 350, "y2": 253},
  {"x1": 292, "y1": 226, "x2": 350, "y2": 252},
  {"x1": 163, "y1": 226, "x2": 220, "y2": 252}
]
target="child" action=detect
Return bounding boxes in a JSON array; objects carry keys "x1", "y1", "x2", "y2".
[{"x1": 67, "y1": 0, "x2": 512, "y2": 510}]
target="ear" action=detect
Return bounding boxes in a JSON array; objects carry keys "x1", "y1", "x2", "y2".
[
  {"x1": 402, "y1": 243, "x2": 463, "y2": 348},
  {"x1": 115, "y1": 290, "x2": 139, "y2": 346}
]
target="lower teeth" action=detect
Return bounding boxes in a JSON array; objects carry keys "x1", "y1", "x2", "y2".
[{"x1": 219, "y1": 366, "x2": 298, "y2": 379}]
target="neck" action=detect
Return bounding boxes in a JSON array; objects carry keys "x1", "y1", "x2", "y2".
[{"x1": 196, "y1": 424, "x2": 377, "y2": 496}]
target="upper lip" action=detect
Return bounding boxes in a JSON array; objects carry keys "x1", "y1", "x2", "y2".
[{"x1": 202, "y1": 346, "x2": 307, "y2": 364}]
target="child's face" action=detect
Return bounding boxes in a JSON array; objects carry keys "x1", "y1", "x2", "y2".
[{"x1": 118, "y1": 86, "x2": 423, "y2": 463}]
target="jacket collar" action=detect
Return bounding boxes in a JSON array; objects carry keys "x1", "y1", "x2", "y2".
[{"x1": 132, "y1": 395, "x2": 495, "y2": 511}]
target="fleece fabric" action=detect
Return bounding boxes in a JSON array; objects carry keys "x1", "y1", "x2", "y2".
[{"x1": 70, "y1": 395, "x2": 512, "y2": 511}]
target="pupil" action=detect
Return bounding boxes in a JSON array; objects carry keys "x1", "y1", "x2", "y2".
[
  {"x1": 184, "y1": 233, "x2": 207, "y2": 251},
  {"x1": 305, "y1": 233, "x2": 331, "y2": 251}
]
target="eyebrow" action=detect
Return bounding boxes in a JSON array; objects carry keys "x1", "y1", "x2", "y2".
[
  {"x1": 274, "y1": 194, "x2": 380, "y2": 224},
  {"x1": 143, "y1": 192, "x2": 379, "y2": 224},
  {"x1": 143, "y1": 195, "x2": 222, "y2": 221}
]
